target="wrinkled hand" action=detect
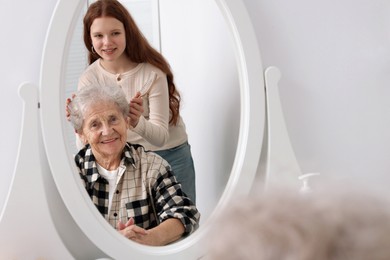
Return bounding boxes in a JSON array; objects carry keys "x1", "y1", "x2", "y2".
[
  {"x1": 117, "y1": 217, "x2": 148, "y2": 243},
  {"x1": 65, "y1": 93, "x2": 76, "y2": 121},
  {"x1": 129, "y1": 92, "x2": 144, "y2": 127}
]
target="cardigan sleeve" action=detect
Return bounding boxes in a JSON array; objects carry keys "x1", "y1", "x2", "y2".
[{"x1": 130, "y1": 71, "x2": 169, "y2": 147}]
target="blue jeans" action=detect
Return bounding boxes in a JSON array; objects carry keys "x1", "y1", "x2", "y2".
[{"x1": 155, "y1": 142, "x2": 196, "y2": 204}]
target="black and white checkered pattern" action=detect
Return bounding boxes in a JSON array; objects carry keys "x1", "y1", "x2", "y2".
[{"x1": 75, "y1": 143, "x2": 200, "y2": 235}]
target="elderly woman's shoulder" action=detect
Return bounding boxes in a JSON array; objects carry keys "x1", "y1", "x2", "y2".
[{"x1": 128, "y1": 143, "x2": 170, "y2": 168}]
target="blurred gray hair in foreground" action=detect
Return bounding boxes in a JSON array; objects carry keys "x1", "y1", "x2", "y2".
[{"x1": 206, "y1": 182, "x2": 390, "y2": 260}]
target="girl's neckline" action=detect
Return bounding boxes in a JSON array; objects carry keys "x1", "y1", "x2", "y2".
[{"x1": 98, "y1": 59, "x2": 142, "y2": 76}]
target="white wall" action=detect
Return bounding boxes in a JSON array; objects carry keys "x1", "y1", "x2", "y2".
[
  {"x1": 0, "y1": 0, "x2": 58, "y2": 210},
  {"x1": 243, "y1": 0, "x2": 390, "y2": 188},
  {"x1": 2, "y1": 0, "x2": 390, "y2": 227},
  {"x1": 159, "y1": 0, "x2": 239, "y2": 219}
]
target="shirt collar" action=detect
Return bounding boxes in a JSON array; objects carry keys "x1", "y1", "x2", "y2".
[{"x1": 79, "y1": 143, "x2": 137, "y2": 185}]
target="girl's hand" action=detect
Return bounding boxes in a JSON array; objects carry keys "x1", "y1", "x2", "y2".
[
  {"x1": 65, "y1": 93, "x2": 76, "y2": 121},
  {"x1": 129, "y1": 91, "x2": 144, "y2": 127}
]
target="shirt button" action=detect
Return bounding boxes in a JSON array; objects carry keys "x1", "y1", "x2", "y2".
[
  {"x1": 116, "y1": 190, "x2": 120, "y2": 194},
  {"x1": 113, "y1": 213, "x2": 118, "y2": 217}
]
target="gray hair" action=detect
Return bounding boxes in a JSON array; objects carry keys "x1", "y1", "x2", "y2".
[
  {"x1": 68, "y1": 84, "x2": 129, "y2": 131},
  {"x1": 207, "y1": 184, "x2": 390, "y2": 260}
]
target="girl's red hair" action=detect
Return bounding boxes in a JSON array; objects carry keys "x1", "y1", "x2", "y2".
[{"x1": 83, "y1": 0, "x2": 181, "y2": 125}]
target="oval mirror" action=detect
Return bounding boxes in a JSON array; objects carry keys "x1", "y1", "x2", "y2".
[{"x1": 40, "y1": 0, "x2": 265, "y2": 258}]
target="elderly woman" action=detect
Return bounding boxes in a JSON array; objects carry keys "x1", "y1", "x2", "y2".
[{"x1": 68, "y1": 84, "x2": 200, "y2": 246}]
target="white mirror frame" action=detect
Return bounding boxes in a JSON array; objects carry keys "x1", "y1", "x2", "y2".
[{"x1": 40, "y1": 0, "x2": 265, "y2": 258}]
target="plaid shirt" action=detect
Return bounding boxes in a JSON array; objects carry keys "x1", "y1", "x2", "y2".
[{"x1": 75, "y1": 143, "x2": 200, "y2": 235}]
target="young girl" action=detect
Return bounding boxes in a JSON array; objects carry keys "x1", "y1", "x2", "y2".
[{"x1": 72, "y1": 0, "x2": 196, "y2": 203}]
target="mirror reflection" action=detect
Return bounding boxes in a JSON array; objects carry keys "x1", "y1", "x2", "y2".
[
  {"x1": 64, "y1": 0, "x2": 239, "y2": 242},
  {"x1": 68, "y1": 83, "x2": 200, "y2": 245}
]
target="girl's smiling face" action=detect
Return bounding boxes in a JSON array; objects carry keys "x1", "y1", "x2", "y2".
[
  {"x1": 79, "y1": 100, "x2": 128, "y2": 165},
  {"x1": 90, "y1": 16, "x2": 127, "y2": 63}
]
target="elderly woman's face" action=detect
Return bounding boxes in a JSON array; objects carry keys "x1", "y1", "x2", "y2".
[{"x1": 79, "y1": 100, "x2": 128, "y2": 159}]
